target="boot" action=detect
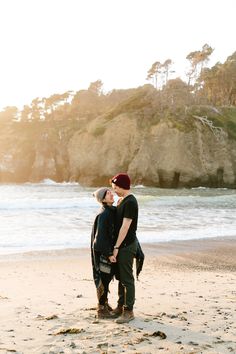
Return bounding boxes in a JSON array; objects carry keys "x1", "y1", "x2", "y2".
[
  {"x1": 110, "y1": 304, "x2": 123, "y2": 318},
  {"x1": 105, "y1": 300, "x2": 113, "y2": 312},
  {"x1": 97, "y1": 304, "x2": 114, "y2": 319},
  {"x1": 116, "y1": 308, "x2": 134, "y2": 324}
]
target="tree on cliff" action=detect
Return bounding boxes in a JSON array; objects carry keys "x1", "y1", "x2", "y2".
[
  {"x1": 146, "y1": 61, "x2": 162, "y2": 88},
  {"x1": 70, "y1": 89, "x2": 105, "y2": 120},
  {"x1": 88, "y1": 80, "x2": 103, "y2": 96},
  {"x1": 146, "y1": 59, "x2": 174, "y2": 88},
  {"x1": 162, "y1": 59, "x2": 174, "y2": 85},
  {"x1": 160, "y1": 78, "x2": 193, "y2": 111},
  {"x1": 30, "y1": 98, "x2": 42, "y2": 121},
  {"x1": 42, "y1": 93, "x2": 73, "y2": 121},
  {"x1": 21, "y1": 105, "x2": 32, "y2": 122},
  {"x1": 199, "y1": 52, "x2": 236, "y2": 106},
  {"x1": 0, "y1": 106, "x2": 19, "y2": 123},
  {"x1": 186, "y1": 43, "x2": 214, "y2": 86}
]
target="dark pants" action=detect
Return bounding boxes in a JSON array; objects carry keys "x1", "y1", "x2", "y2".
[{"x1": 117, "y1": 240, "x2": 138, "y2": 311}]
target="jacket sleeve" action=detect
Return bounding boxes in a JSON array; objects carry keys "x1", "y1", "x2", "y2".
[
  {"x1": 136, "y1": 240, "x2": 145, "y2": 279},
  {"x1": 93, "y1": 211, "x2": 114, "y2": 257}
]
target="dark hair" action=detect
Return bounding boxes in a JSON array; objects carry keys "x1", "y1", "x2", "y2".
[{"x1": 102, "y1": 189, "x2": 108, "y2": 200}]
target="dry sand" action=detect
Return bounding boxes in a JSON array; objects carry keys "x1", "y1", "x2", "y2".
[{"x1": 0, "y1": 237, "x2": 236, "y2": 354}]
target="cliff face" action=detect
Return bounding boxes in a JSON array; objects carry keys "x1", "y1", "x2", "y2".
[
  {"x1": 0, "y1": 124, "x2": 69, "y2": 183},
  {"x1": 0, "y1": 111, "x2": 236, "y2": 188},
  {"x1": 67, "y1": 113, "x2": 236, "y2": 188}
]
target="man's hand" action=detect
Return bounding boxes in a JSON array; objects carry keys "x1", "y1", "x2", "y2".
[{"x1": 109, "y1": 255, "x2": 116, "y2": 263}]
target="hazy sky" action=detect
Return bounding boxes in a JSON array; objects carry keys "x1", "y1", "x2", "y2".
[{"x1": 0, "y1": 0, "x2": 235, "y2": 110}]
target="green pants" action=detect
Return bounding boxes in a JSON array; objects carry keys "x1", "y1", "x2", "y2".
[{"x1": 117, "y1": 240, "x2": 138, "y2": 311}]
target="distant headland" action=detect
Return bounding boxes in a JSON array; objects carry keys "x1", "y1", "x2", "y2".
[{"x1": 0, "y1": 47, "x2": 235, "y2": 188}]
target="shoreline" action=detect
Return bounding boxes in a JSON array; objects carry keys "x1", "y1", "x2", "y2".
[
  {"x1": 0, "y1": 236, "x2": 236, "y2": 353},
  {"x1": 1, "y1": 234, "x2": 236, "y2": 262}
]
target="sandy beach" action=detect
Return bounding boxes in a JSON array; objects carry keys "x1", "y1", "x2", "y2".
[{"x1": 0, "y1": 237, "x2": 236, "y2": 354}]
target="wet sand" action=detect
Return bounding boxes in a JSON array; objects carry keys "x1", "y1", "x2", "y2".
[{"x1": 0, "y1": 237, "x2": 236, "y2": 354}]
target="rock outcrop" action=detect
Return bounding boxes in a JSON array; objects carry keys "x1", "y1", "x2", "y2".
[
  {"x1": 0, "y1": 106, "x2": 236, "y2": 188},
  {"x1": 67, "y1": 113, "x2": 236, "y2": 188}
]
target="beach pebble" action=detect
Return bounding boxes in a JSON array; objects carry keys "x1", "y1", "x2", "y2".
[
  {"x1": 169, "y1": 314, "x2": 178, "y2": 319},
  {"x1": 228, "y1": 347, "x2": 235, "y2": 352},
  {"x1": 160, "y1": 312, "x2": 166, "y2": 317},
  {"x1": 188, "y1": 341, "x2": 199, "y2": 346},
  {"x1": 54, "y1": 328, "x2": 85, "y2": 335},
  {"x1": 151, "y1": 331, "x2": 167, "y2": 339},
  {"x1": 180, "y1": 316, "x2": 187, "y2": 321}
]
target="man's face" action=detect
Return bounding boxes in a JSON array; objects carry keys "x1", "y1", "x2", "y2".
[{"x1": 111, "y1": 183, "x2": 124, "y2": 197}]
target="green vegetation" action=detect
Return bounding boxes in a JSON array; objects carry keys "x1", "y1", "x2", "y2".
[
  {"x1": 0, "y1": 47, "x2": 235, "y2": 144},
  {"x1": 104, "y1": 85, "x2": 156, "y2": 121},
  {"x1": 213, "y1": 107, "x2": 236, "y2": 140}
]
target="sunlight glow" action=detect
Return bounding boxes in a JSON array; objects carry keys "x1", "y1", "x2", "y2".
[{"x1": 0, "y1": 0, "x2": 235, "y2": 110}]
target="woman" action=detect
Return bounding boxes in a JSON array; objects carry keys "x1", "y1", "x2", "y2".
[{"x1": 91, "y1": 187, "x2": 117, "y2": 319}]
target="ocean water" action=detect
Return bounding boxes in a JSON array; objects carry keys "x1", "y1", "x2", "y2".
[{"x1": 0, "y1": 181, "x2": 236, "y2": 255}]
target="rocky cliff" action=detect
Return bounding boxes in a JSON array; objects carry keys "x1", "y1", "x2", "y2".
[
  {"x1": 67, "y1": 113, "x2": 236, "y2": 188},
  {"x1": 0, "y1": 87, "x2": 236, "y2": 188}
]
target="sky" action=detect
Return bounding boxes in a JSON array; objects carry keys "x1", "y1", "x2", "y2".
[{"x1": 0, "y1": 0, "x2": 235, "y2": 110}]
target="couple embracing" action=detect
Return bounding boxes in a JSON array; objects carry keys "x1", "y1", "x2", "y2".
[{"x1": 91, "y1": 173, "x2": 144, "y2": 324}]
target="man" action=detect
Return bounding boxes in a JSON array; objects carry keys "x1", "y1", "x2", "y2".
[{"x1": 111, "y1": 173, "x2": 138, "y2": 324}]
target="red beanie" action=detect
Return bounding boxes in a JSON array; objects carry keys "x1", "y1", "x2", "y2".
[{"x1": 111, "y1": 173, "x2": 131, "y2": 190}]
